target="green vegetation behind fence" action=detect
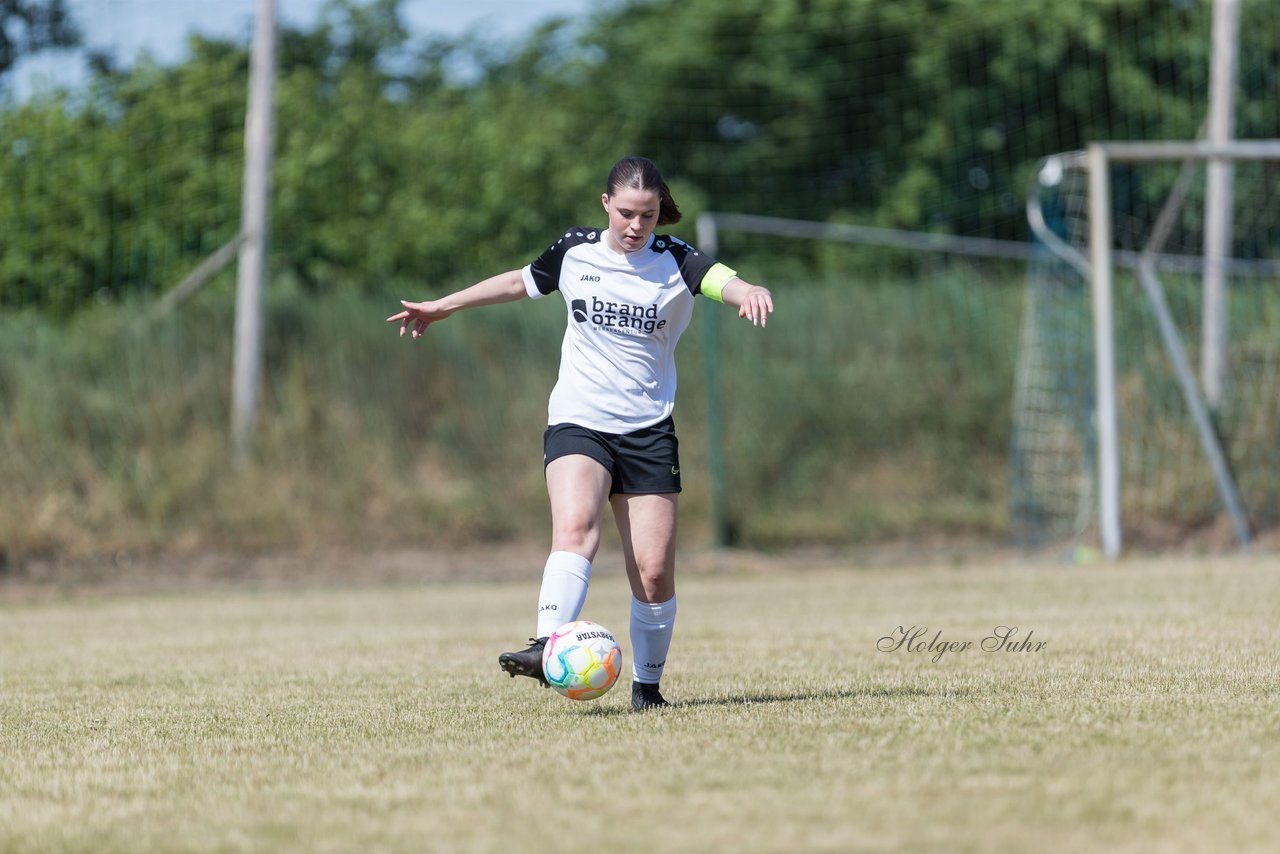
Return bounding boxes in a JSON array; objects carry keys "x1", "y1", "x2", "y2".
[{"x1": 0, "y1": 266, "x2": 1024, "y2": 561}]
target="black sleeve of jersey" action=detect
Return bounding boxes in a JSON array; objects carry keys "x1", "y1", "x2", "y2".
[
  {"x1": 527, "y1": 227, "x2": 599, "y2": 296},
  {"x1": 655, "y1": 235, "x2": 719, "y2": 295}
]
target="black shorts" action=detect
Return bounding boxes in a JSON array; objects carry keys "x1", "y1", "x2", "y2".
[{"x1": 543, "y1": 416, "x2": 682, "y2": 496}]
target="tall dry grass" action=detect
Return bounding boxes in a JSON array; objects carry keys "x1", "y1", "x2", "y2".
[{"x1": 0, "y1": 268, "x2": 1023, "y2": 562}]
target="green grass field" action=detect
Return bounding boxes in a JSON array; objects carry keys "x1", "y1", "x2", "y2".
[{"x1": 2, "y1": 553, "x2": 1278, "y2": 852}]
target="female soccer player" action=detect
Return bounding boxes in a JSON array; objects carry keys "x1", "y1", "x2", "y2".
[{"x1": 388, "y1": 156, "x2": 774, "y2": 710}]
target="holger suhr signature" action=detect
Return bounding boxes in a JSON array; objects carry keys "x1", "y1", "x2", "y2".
[{"x1": 877, "y1": 626, "x2": 1048, "y2": 663}]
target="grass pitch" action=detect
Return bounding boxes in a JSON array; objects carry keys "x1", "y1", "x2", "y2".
[{"x1": 2, "y1": 554, "x2": 1278, "y2": 852}]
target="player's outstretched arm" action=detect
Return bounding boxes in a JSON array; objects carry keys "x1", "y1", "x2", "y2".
[
  {"x1": 387, "y1": 269, "x2": 527, "y2": 339},
  {"x1": 721, "y1": 278, "x2": 774, "y2": 328}
]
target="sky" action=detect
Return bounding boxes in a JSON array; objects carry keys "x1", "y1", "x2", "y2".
[{"x1": 11, "y1": 0, "x2": 594, "y2": 97}]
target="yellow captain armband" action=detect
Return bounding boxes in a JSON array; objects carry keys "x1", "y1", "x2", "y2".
[{"x1": 700, "y1": 263, "x2": 737, "y2": 303}]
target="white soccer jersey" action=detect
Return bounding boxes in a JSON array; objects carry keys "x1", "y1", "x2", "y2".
[{"x1": 522, "y1": 227, "x2": 737, "y2": 433}]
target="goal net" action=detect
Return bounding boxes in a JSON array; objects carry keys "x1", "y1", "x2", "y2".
[{"x1": 1013, "y1": 141, "x2": 1280, "y2": 554}]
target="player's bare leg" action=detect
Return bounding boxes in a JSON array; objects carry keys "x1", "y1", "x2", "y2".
[{"x1": 546, "y1": 454, "x2": 612, "y2": 562}]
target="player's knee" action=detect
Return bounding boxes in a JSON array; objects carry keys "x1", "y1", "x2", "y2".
[
  {"x1": 551, "y1": 516, "x2": 600, "y2": 555},
  {"x1": 634, "y1": 556, "x2": 674, "y2": 600}
]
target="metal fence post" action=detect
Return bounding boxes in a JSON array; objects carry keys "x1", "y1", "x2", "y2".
[{"x1": 697, "y1": 213, "x2": 731, "y2": 548}]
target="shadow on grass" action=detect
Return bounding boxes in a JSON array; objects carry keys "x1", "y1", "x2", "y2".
[{"x1": 582, "y1": 683, "x2": 960, "y2": 716}]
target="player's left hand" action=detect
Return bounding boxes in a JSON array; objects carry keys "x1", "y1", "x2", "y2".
[{"x1": 737, "y1": 286, "x2": 774, "y2": 327}]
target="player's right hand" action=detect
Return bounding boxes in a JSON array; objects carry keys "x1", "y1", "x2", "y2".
[{"x1": 387, "y1": 300, "x2": 445, "y2": 340}]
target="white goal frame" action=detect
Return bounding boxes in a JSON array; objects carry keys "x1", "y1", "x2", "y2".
[{"x1": 1087, "y1": 139, "x2": 1280, "y2": 559}]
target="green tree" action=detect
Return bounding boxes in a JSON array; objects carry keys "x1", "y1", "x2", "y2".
[
  {"x1": 0, "y1": 35, "x2": 246, "y2": 312},
  {"x1": 3, "y1": 0, "x2": 1278, "y2": 313},
  {"x1": 0, "y1": 0, "x2": 79, "y2": 79},
  {"x1": 271, "y1": 4, "x2": 624, "y2": 293},
  {"x1": 581, "y1": 0, "x2": 1245, "y2": 241}
]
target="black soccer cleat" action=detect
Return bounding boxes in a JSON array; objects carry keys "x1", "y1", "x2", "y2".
[
  {"x1": 631, "y1": 682, "x2": 671, "y2": 711},
  {"x1": 499, "y1": 637, "x2": 549, "y2": 686}
]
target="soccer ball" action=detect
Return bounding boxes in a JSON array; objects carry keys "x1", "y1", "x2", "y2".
[{"x1": 542, "y1": 620, "x2": 622, "y2": 701}]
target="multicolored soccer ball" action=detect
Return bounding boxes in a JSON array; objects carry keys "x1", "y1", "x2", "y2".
[{"x1": 542, "y1": 620, "x2": 622, "y2": 701}]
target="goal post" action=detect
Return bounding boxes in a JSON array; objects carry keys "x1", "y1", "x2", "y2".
[
  {"x1": 1087, "y1": 145, "x2": 1123, "y2": 560},
  {"x1": 1020, "y1": 140, "x2": 1280, "y2": 558}
]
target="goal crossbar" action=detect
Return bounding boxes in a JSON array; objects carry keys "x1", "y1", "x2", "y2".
[{"x1": 1090, "y1": 140, "x2": 1280, "y2": 162}]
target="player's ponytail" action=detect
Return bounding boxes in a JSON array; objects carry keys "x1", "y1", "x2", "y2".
[
  {"x1": 655, "y1": 180, "x2": 682, "y2": 226},
  {"x1": 606, "y1": 156, "x2": 683, "y2": 226}
]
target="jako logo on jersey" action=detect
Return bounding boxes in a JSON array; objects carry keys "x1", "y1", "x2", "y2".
[
  {"x1": 573, "y1": 296, "x2": 668, "y2": 334},
  {"x1": 580, "y1": 274, "x2": 601, "y2": 282}
]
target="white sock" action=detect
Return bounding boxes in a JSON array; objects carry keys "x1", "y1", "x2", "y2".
[
  {"x1": 535, "y1": 551, "x2": 592, "y2": 638},
  {"x1": 630, "y1": 595, "x2": 677, "y2": 684}
]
